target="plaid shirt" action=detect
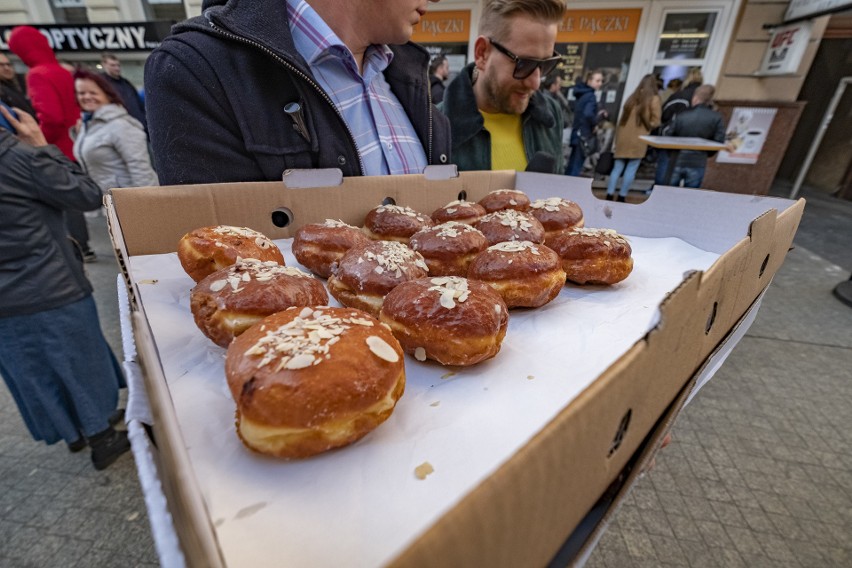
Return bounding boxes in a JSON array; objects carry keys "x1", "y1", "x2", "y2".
[{"x1": 287, "y1": 0, "x2": 428, "y2": 176}]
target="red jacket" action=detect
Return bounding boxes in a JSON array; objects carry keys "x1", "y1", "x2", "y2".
[{"x1": 8, "y1": 26, "x2": 79, "y2": 160}]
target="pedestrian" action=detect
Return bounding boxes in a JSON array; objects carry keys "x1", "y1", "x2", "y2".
[
  {"x1": 0, "y1": 51, "x2": 36, "y2": 117},
  {"x1": 7, "y1": 26, "x2": 95, "y2": 262},
  {"x1": 655, "y1": 68, "x2": 702, "y2": 186},
  {"x1": 100, "y1": 52, "x2": 147, "y2": 131},
  {"x1": 541, "y1": 73, "x2": 571, "y2": 128},
  {"x1": 0, "y1": 105, "x2": 130, "y2": 470},
  {"x1": 438, "y1": 0, "x2": 566, "y2": 174},
  {"x1": 73, "y1": 69, "x2": 158, "y2": 194},
  {"x1": 144, "y1": 0, "x2": 451, "y2": 185},
  {"x1": 667, "y1": 84, "x2": 725, "y2": 188},
  {"x1": 566, "y1": 69, "x2": 606, "y2": 176},
  {"x1": 429, "y1": 53, "x2": 449, "y2": 104},
  {"x1": 605, "y1": 74, "x2": 661, "y2": 202}
]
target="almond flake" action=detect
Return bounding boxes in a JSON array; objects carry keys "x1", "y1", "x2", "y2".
[
  {"x1": 414, "y1": 462, "x2": 434, "y2": 480},
  {"x1": 366, "y1": 336, "x2": 399, "y2": 363},
  {"x1": 414, "y1": 347, "x2": 427, "y2": 361},
  {"x1": 285, "y1": 353, "x2": 315, "y2": 370},
  {"x1": 209, "y1": 279, "x2": 228, "y2": 292}
]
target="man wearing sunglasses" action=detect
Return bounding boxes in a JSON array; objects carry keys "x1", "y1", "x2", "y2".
[{"x1": 438, "y1": 0, "x2": 566, "y2": 174}]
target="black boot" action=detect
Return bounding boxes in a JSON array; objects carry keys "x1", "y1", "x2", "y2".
[
  {"x1": 89, "y1": 427, "x2": 130, "y2": 470},
  {"x1": 616, "y1": 195, "x2": 626, "y2": 203},
  {"x1": 605, "y1": 193, "x2": 614, "y2": 201},
  {"x1": 67, "y1": 437, "x2": 87, "y2": 453}
]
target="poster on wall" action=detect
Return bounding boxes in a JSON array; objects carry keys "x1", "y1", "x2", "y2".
[{"x1": 716, "y1": 107, "x2": 778, "y2": 165}]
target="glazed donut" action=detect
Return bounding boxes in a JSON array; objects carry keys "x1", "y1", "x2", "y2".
[
  {"x1": 225, "y1": 306, "x2": 405, "y2": 458},
  {"x1": 178, "y1": 225, "x2": 284, "y2": 282},
  {"x1": 547, "y1": 228, "x2": 634, "y2": 285},
  {"x1": 478, "y1": 189, "x2": 531, "y2": 213},
  {"x1": 467, "y1": 241, "x2": 566, "y2": 308},
  {"x1": 528, "y1": 197, "x2": 585, "y2": 242},
  {"x1": 474, "y1": 209, "x2": 546, "y2": 246},
  {"x1": 409, "y1": 221, "x2": 489, "y2": 277},
  {"x1": 327, "y1": 240, "x2": 429, "y2": 318},
  {"x1": 380, "y1": 277, "x2": 509, "y2": 366},
  {"x1": 431, "y1": 200, "x2": 487, "y2": 225},
  {"x1": 362, "y1": 204, "x2": 433, "y2": 243},
  {"x1": 190, "y1": 259, "x2": 329, "y2": 348},
  {"x1": 292, "y1": 219, "x2": 371, "y2": 278}
]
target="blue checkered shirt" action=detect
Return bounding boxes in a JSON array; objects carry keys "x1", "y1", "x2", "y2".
[{"x1": 287, "y1": 0, "x2": 428, "y2": 176}]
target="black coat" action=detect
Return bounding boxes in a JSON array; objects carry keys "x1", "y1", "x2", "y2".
[
  {"x1": 670, "y1": 104, "x2": 726, "y2": 168},
  {"x1": 144, "y1": 0, "x2": 451, "y2": 185},
  {"x1": 0, "y1": 130, "x2": 102, "y2": 317},
  {"x1": 0, "y1": 79, "x2": 36, "y2": 118}
]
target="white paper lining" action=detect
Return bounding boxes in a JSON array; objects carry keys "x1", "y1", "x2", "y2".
[{"x1": 129, "y1": 236, "x2": 718, "y2": 567}]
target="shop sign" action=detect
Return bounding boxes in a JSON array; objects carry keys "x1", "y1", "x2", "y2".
[
  {"x1": 557, "y1": 9, "x2": 641, "y2": 43},
  {"x1": 0, "y1": 21, "x2": 173, "y2": 53},
  {"x1": 757, "y1": 21, "x2": 812, "y2": 76},
  {"x1": 785, "y1": 0, "x2": 852, "y2": 21},
  {"x1": 717, "y1": 107, "x2": 778, "y2": 165},
  {"x1": 412, "y1": 10, "x2": 470, "y2": 44}
]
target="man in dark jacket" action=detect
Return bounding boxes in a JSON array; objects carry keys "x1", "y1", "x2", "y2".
[
  {"x1": 668, "y1": 84, "x2": 726, "y2": 188},
  {"x1": 429, "y1": 54, "x2": 448, "y2": 104},
  {"x1": 144, "y1": 0, "x2": 451, "y2": 185},
  {"x1": 566, "y1": 69, "x2": 605, "y2": 176},
  {"x1": 100, "y1": 53, "x2": 146, "y2": 131},
  {"x1": 655, "y1": 68, "x2": 703, "y2": 185},
  {"x1": 438, "y1": 0, "x2": 565, "y2": 174},
  {"x1": 0, "y1": 51, "x2": 36, "y2": 118}
]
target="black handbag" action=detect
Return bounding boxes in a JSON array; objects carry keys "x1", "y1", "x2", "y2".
[
  {"x1": 595, "y1": 151, "x2": 614, "y2": 175},
  {"x1": 579, "y1": 134, "x2": 599, "y2": 157}
]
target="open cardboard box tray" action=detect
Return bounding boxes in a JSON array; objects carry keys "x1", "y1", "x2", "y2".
[{"x1": 106, "y1": 170, "x2": 803, "y2": 567}]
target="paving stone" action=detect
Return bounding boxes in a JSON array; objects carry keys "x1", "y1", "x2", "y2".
[{"x1": 621, "y1": 529, "x2": 657, "y2": 560}]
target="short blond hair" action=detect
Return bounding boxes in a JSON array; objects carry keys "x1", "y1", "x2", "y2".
[{"x1": 480, "y1": 0, "x2": 567, "y2": 42}]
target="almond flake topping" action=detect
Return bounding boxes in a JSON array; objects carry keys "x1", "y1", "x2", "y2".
[
  {"x1": 374, "y1": 204, "x2": 429, "y2": 222},
  {"x1": 213, "y1": 259, "x2": 311, "y2": 293},
  {"x1": 322, "y1": 219, "x2": 357, "y2": 229},
  {"x1": 488, "y1": 241, "x2": 541, "y2": 255},
  {"x1": 490, "y1": 189, "x2": 524, "y2": 196},
  {"x1": 245, "y1": 308, "x2": 370, "y2": 370},
  {"x1": 211, "y1": 225, "x2": 275, "y2": 249},
  {"x1": 567, "y1": 227, "x2": 627, "y2": 243},
  {"x1": 361, "y1": 241, "x2": 428, "y2": 275},
  {"x1": 414, "y1": 347, "x2": 427, "y2": 361},
  {"x1": 531, "y1": 197, "x2": 571, "y2": 212},
  {"x1": 366, "y1": 336, "x2": 399, "y2": 363},
  {"x1": 428, "y1": 277, "x2": 470, "y2": 309},
  {"x1": 483, "y1": 209, "x2": 533, "y2": 231}
]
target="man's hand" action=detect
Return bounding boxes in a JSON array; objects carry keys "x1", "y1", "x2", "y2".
[{"x1": 0, "y1": 106, "x2": 48, "y2": 147}]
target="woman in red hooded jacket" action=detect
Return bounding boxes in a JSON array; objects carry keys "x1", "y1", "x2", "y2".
[{"x1": 8, "y1": 26, "x2": 94, "y2": 260}]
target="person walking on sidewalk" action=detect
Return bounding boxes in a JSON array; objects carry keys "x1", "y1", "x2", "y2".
[
  {"x1": 100, "y1": 52, "x2": 147, "y2": 132},
  {"x1": 0, "y1": 105, "x2": 130, "y2": 471},
  {"x1": 73, "y1": 69, "x2": 158, "y2": 194},
  {"x1": 566, "y1": 69, "x2": 606, "y2": 176},
  {"x1": 668, "y1": 84, "x2": 725, "y2": 188},
  {"x1": 605, "y1": 74, "x2": 661, "y2": 202}
]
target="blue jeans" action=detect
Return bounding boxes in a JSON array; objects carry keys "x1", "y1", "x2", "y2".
[
  {"x1": 606, "y1": 158, "x2": 641, "y2": 197},
  {"x1": 654, "y1": 150, "x2": 669, "y2": 185},
  {"x1": 670, "y1": 165, "x2": 705, "y2": 188},
  {"x1": 565, "y1": 143, "x2": 586, "y2": 176}
]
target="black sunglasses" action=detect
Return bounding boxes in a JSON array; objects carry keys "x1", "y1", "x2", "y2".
[{"x1": 488, "y1": 38, "x2": 561, "y2": 80}]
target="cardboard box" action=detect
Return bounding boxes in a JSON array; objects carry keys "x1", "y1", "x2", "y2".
[{"x1": 106, "y1": 170, "x2": 803, "y2": 567}]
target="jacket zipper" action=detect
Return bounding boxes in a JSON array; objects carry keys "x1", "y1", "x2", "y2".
[{"x1": 207, "y1": 19, "x2": 366, "y2": 176}]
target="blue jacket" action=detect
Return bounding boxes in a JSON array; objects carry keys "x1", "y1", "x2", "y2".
[
  {"x1": 144, "y1": 0, "x2": 451, "y2": 185},
  {"x1": 438, "y1": 63, "x2": 564, "y2": 174},
  {"x1": 569, "y1": 81, "x2": 599, "y2": 144}
]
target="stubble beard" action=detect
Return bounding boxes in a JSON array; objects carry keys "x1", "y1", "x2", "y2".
[{"x1": 482, "y1": 71, "x2": 529, "y2": 116}]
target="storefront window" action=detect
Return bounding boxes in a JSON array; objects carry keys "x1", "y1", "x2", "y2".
[
  {"x1": 412, "y1": 10, "x2": 472, "y2": 83},
  {"x1": 653, "y1": 11, "x2": 719, "y2": 89},
  {"x1": 142, "y1": 0, "x2": 187, "y2": 22},
  {"x1": 50, "y1": 0, "x2": 88, "y2": 24}
]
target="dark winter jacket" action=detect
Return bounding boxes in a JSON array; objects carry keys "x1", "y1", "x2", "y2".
[
  {"x1": 0, "y1": 78, "x2": 36, "y2": 118},
  {"x1": 438, "y1": 63, "x2": 564, "y2": 174},
  {"x1": 430, "y1": 74, "x2": 446, "y2": 105},
  {"x1": 0, "y1": 130, "x2": 102, "y2": 317},
  {"x1": 7, "y1": 26, "x2": 79, "y2": 161},
  {"x1": 102, "y1": 73, "x2": 146, "y2": 131},
  {"x1": 670, "y1": 104, "x2": 726, "y2": 168},
  {"x1": 569, "y1": 81, "x2": 600, "y2": 145},
  {"x1": 144, "y1": 0, "x2": 451, "y2": 185},
  {"x1": 661, "y1": 82, "x2": 700, "y2": 127}
]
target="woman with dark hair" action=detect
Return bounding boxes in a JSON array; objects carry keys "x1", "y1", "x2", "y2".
[
  {"x1": 605, "y1": 74, "x2": 661, "y2": 202},
  {"x1": 72, "y1": 68, "x2": 157, "y2": 194},
  {"x1": 566, "y1": 69, "x2": 606, "y2": 176}
]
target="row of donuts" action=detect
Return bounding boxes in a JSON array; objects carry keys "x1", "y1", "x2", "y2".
[{"x1": 171, "y1": 190, "x2": 633, "y2": 458}]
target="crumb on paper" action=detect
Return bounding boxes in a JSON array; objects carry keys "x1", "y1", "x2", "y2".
[
  {"x1": 430, "y1": 401, "x2": 440, "y2": 407},
  {"x1": 527, "y1": 375, "x2": 535, "y2": 380},
  {"x1": 126, "y1": 511, "x2": 140, "y2": 522},
  {"x1": 415, "y1": 462, "x2": 434, "y2": 480},
  {"x1": 441, "y1": 371, "x2": 456, "y2": 380},
  {"x1": 139, "y1": 279, "x2": 158, "y2": 285}
]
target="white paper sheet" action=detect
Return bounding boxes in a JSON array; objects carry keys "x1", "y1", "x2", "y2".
[{"x1": 129, "y1": 236, "x2": 718, "y2": 567}]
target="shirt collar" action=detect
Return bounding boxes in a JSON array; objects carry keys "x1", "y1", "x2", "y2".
[{"x1": 286, "y1": 0, "x2": 393, "y2": 72}]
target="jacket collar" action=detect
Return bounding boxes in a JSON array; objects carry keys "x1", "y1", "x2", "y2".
[{"x1": 443, "y1": 63, "x2": 555, "y2": 148}]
